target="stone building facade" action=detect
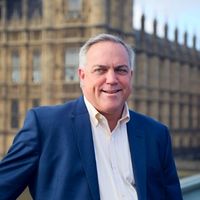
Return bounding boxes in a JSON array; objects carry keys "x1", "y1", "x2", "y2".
[
  {"x1": 134, "y1": 15, "x2": 200, "y2": 159},
  {"x1": 0, "y1": 0, "x2": 200, "y2": 159}
]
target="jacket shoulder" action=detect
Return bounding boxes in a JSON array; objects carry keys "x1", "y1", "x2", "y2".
[
  {"x1": 129, "y1": 110, "x2": 167, "y2": 129},
  {"x1": 31, "y1": 98, "x2": 82, "y2": 119}
]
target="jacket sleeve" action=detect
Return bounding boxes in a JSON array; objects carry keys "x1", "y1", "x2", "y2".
[
  {"x1": 162, "y1": 127, "x2": 183, "y2": 199},
  {"x1": 0, "y1": 110, "x2": 40, "y2": 200}
]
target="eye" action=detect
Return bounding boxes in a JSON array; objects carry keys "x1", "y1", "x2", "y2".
[
  {"x1": 92, "y1": 65, "x2": 107, "y2": 74},
  {"x1": 115, "y1": 65, "x2": 129, "y2": 74}
]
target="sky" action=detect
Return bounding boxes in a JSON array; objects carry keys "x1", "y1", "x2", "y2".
[{"x1": 134, "y1": 0, "x2": 200, "y2": 49}]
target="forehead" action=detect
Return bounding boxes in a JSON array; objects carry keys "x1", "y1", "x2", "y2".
[
  {"x1": 86, "y1": 41, "x2": 129, "y2": 63},
  {"x1": 87, "y1": 41, "x2": 127, "y2": 52}
]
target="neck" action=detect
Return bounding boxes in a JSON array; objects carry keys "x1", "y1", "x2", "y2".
[{"x1": 102, "y1": 109, "x2": 124, "y2": 132}]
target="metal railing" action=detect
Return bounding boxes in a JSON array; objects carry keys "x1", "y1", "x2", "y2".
[{"x1": 181, "y1": 174, "x2": 200, "y2": 200}]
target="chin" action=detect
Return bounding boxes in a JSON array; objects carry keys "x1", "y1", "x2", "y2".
[{"x1": 102, "y1": 106, "x2": 121, "y2": 114}]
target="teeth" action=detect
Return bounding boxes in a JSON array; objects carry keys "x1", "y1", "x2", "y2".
[{"x1": 103, "y1": 90, "x2": 120, "y2": 93}]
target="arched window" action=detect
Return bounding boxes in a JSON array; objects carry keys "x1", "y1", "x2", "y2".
[
  {"x1": 68, "y1": 0, "x2": 82, "y2": 11},
  {"x1": 6, "y1": 0, "x2": 22, "y2": 20},
  {"x1": 64, "y1": 47, "x2": 79, "y2": 81},
  {"x1": 11, "y1": 99, "x2": 19, "y2": 128},
  {"x1": 32, "y1": 50, "x2": 41, "y2": 83},
  {"x1": 65, "y1": 0, "x2": 82, "y2": 18},
  {"x1": 11, "y1": 51, "x2": 20, "y2": 83},
  {"x1": 28, "y1": 0, "x2": 42, "y2": 19}
]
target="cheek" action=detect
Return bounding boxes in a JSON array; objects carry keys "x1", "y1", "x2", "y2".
[
  {"x1": 92, "y1": 77, "x2": 105, "y2": 89},
  {"x1": 84, "y1": 79, "x2": 100, "y2": 93},
  {"x1": 121, "y1": 78, "x2": 132, "y2": 88}
]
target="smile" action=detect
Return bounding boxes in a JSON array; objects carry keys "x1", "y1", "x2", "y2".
[{"x1": 101, "y1": 89, "x2": 121, "y2": 94}]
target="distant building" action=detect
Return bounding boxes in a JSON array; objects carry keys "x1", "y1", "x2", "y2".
[
  {"x1": 0, "y1": 0, "x2": 200, "y2": 159},
  {"x1": 134, "y1": 15, "x2": 200, "y2": 159}
]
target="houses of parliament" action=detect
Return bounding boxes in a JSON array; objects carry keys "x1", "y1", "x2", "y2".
[{"x1": 0, "y1": 0, "x2": 200, "y2": 162}]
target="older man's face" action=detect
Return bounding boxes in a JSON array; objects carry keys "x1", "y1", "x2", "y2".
[{"x1": 78, "y1": 41, "x2": 133, "y2": 118}]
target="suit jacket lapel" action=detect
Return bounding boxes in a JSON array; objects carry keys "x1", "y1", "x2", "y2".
[
  {"x1": 127, "y1": 112, "x2": 147, "y2": 200},
  {"x1": 72, "y1": 97, "x2": 100, "y2": 200}
]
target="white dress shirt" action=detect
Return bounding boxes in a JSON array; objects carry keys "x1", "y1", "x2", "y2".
[{"x1": 84, "y1": 97, "x2": 138, "y2": 200}]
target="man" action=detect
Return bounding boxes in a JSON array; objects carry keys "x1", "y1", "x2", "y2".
[{"x1": 0, "y1": 34, "x2": 182, "y2": 199}]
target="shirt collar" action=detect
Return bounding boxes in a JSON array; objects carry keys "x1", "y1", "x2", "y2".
[{"x1": 84, "y1": 96, "x2": 130, "y2": 127}]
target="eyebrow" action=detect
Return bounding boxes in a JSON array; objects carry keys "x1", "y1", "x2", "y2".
[
  {"x1": 92, "y1": 65, "x2": 107, "y2": 68},
  {"x1": 92, "y1": 64, "x2": 129, "y2": 68},
  {"x1": 115, "y1": 65, "x2": 129, "y2": 68}
]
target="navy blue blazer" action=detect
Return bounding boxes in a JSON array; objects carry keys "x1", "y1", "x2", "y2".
[{"x1": 0, "y1": 96, "x2": 182, "y2": 200}]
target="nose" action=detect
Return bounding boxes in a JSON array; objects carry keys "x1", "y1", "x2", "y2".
[{"x1": 106, "y1": 69, "x2": 117, "y2": 84}]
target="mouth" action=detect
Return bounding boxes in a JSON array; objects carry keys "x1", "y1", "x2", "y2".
[{"x1": 101, "y1": 89, "x2": 121, "y2": 94}]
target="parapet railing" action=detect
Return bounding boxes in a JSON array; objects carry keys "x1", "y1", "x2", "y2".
[{"x1": 180, "y1": 174, "x2": 200, "y2": 199}]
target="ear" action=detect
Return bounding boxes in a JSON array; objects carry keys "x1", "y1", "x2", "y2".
[
  {"x1": 78, "y1": 67, "x2": 85, "y2": 87},
  {"x1": 130, "y1": 70, "x2": 133, "y2": 78},
  {"x1": 78, "y1": 67, "x2": 85, "y2": 81},
  {"x1": 129, "y1": 70, "x2": 134, "y2": 84}
]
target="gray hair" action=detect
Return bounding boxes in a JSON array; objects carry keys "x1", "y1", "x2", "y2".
[{"x1": 79, "y1": 33, "x2": 135, "y2": 70}]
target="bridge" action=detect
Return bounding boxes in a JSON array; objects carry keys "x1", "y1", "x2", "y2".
[{"x1": 181, "y1": 174, "x2": 200, "y2": 200}]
